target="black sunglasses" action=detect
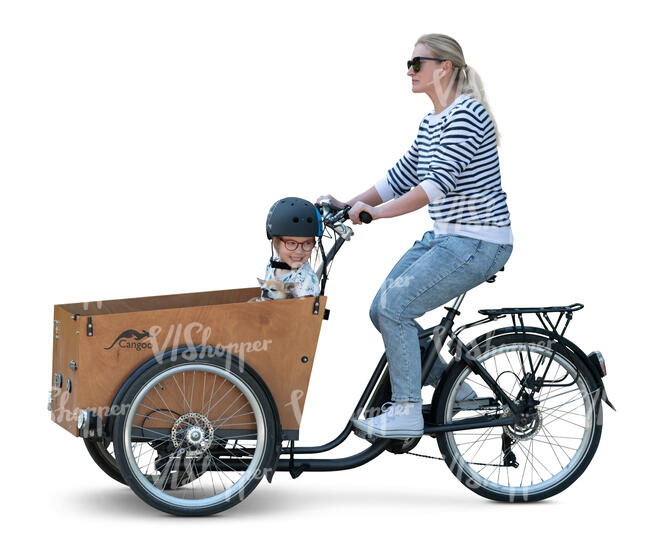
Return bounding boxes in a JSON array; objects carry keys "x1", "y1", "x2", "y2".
[{"x1": 407, "y1": 56, "x2": 446, "y2": 73}]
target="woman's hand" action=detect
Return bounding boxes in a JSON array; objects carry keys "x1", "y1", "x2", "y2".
[
  {"x1": 348, "y1": 201, "x2": 380, "y2": 224},
  {"x1": 316, "y1": 194, "x2": 346, "y2": 209}
]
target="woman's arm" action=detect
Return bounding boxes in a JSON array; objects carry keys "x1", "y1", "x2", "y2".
[
  {"x1": 316, "y1": 185, "x2": 383, "y2": 210},
  {"x1": 347, "y1": 185, "x2": 429, "y2": 224},
  {"x1": 345, "y1": 186, "x2": 384, "y2": 207},
  {"x1": 375, "y1": 185, "x2": 430, "y2": 219},
  {"x1": 316, "y1": 185, "x2": 384, "y2": 211}
]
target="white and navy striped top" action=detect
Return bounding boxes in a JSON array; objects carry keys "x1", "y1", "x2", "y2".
[{"x1": 375, "y1": 93, "x2": 513, "y2": 245}]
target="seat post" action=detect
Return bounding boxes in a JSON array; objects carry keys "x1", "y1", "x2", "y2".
[
  {"x1": 420, "y1": 291, "x2": 467, "y2": 387},
  {"x1": 449, "y1": 292, "x2": 467, "y2": 314}
]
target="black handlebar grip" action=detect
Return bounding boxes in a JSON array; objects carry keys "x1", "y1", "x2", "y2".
[{"x1": 359, "y1": 211, "x2": 373, "y2": 224}]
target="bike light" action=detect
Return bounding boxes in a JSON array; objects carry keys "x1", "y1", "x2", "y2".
[
  {"x1": 588, "y1": 351, "x2": 606, "y2": 376},
  {"x1": 77, "y1": 409, "x2": 89, "y2": 431}
]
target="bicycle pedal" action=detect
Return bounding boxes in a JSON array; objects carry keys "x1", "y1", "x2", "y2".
[{"x1": 351, "y1": 423, "x2": 377, "y2": 443}]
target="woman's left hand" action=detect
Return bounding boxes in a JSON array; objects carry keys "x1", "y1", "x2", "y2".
[{"x1": 348, "y1": 202, "x2": 380, "y2": 224}]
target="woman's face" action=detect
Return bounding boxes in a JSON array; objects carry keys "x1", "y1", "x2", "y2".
[
  {"x1": 407, "y1": 43, "x2": 449, "y2": 96},
  {"x1": 273, "y1": 236, "x2": 315, "y2": 269}
]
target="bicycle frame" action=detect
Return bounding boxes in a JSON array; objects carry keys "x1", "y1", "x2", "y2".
[
  {"x1": 273, "y1": 206, "x2": 610, "y2": 478},
  {"x1": 275, "y1": 293, "x2": 522, "y2": 478},
  {"x1": 272, "y1": 209, "x2": 525, "y2": 477}
]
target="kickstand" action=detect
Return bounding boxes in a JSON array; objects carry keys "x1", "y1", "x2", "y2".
[{"x1": 288, "y1": 440, "x2": 305, "y2": 479}]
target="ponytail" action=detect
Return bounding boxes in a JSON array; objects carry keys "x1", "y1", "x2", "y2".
[{"x1": 416, "y1": 34, "x2": 501, "y2": 146}]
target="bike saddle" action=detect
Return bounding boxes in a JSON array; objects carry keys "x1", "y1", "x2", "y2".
[{"x1": 486, "y1": 266, "x2": 505, "y2": 283}]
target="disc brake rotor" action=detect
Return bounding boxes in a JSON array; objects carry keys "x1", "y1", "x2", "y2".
[{"x1": 171, "y1": 412, "x2": 215, "y2": 458}]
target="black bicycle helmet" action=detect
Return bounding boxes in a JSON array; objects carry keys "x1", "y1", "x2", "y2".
[{"x1": 266, "y1": 197, "x2": 323, "y2": 240}]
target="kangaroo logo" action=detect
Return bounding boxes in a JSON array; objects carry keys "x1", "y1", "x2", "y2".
[{"x1": 104, "y1": 329, "x2": 152, "y2": 350}]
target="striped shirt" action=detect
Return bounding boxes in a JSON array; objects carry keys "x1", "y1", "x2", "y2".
[{"x1": 375, "y1": 93, "x2": 513, "y2": 245}]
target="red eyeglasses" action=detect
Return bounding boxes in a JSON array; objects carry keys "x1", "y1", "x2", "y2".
[{"x1": 277, "y1": 237, "x2": 316, "y2": 252}]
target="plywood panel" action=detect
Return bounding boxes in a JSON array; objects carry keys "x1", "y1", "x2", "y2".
[
  {"x1": 50, "y1": 306, "x2": 81, "y2": 436},
  {"x1": 51, "y1": 294, "x2": 327, "y2": 437},
  {"x1": 59, "y1": 287, "x2": 261, "y2": 316}
]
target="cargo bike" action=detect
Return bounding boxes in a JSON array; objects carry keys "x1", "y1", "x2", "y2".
[{"x1": 49, "y1": 200, "x2": 614, "y2": 515}]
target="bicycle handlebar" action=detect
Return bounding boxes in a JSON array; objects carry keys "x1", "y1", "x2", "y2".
[
  {"x1": 317, "y1": 202, "x2": 373, "y2": 225},
  {"x1": 359, "y1": 211, "x2": 373, "y2": 224}
]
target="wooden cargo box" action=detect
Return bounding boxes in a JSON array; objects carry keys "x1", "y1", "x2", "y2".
[{"x1": 50, "y1": 286, "x2": 327, "y2": 440}]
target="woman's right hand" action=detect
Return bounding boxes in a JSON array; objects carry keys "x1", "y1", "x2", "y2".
[{"x1": 316, "y1": 194, "x2": 346, "y2": 209}]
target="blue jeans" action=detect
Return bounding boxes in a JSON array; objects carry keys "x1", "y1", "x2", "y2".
[{"x1": 369, "y1": 230, "x2": 513, "y2": 404}]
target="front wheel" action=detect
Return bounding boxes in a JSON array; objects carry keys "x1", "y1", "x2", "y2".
[
  {"x1": 113, "y1": 354, "x2": 277, "y2": 516},
  {"x1": 435, "y1": 333, "x2": 603, "y2": 502},
  {"x1": 84, "y1": 438, "x2": 126, "y2": 485}
]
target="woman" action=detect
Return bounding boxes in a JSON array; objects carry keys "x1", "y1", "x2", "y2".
[{"x1": 317, "y1": 33, "x2": 513, "y2": 439}]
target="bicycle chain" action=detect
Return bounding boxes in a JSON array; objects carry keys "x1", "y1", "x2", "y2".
[{"x1": 405, "y1": 451, "x2": 512, "y2": 468}]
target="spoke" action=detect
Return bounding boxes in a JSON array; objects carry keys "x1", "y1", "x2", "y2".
[
  {"x1": 475, "y1": 448, "x2": 508, "y2": 476},
  {"x1": 203, "y1": 383, "x2": 238, "y2": 418},
  {"x1": 541, "y1": 424, "x2": 565, "y2": 468},
  {"x1": 455, "y1": 435, "x2": 503, "y2": 446},
  {"x1": 151, "y1": 383, "x2": 186, "y2": 424},
  {"x1": 171, "y1": 373, "x2": 192, "y2": 414},
  {"x1": 517, "y1": 439, "x2": 553, "y2": 482},
  {"x1": 189, "y1": 370, "x2": 196, "y2": 413},
  {"x1": 504, "y1": 352, "x2": 522, "y2": 396},
  {"x1": 536, "y1": 386, "x2": 582, "y2": 405},
  {"x1": 138, "y1": 400, "x2": 180, "y2": 424},
  {"x1": 201, "y1": 374, "x2": 227, "y2": 417},
  {"x1": 540, "y1": 425, "x2": 573, "y2": 461},
  {"x1": 539, "y1": 389, "x2": 595, "y2": 415},
  {"x1": 533, "y1": 434, "x2": 579, "y2": 453},
  {"x1": 210, "y1": 393, "x2": 246, "y2": 425},
  {"x1": 541, "y1": 403, "x2": 587, "y2": 428},
  {"x1": 460, "y1": 427, "x2": 495, "y2": 463},
  {"x1": 543, "y1": 399, "x2": 590, "y2": 430}
]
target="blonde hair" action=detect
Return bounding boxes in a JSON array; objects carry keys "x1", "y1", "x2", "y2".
[{"x1": 415, "y1": 33, "x2": 500, "y2": 145}]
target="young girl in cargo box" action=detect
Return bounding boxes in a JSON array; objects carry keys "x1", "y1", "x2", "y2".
[{"x1": 263, "y1": 197, "x2": 321, "y2": 299}]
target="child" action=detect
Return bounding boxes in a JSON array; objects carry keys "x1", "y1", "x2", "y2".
[
  {"x1": 262, "y1": 197, "x2": 322, "y2": 298},
  {"x1": 264, "y1": 235, "x2": 320, "y2": 298}
]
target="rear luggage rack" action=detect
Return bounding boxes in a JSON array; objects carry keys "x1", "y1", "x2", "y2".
[
  {"x1": 475, "y1": 303, "x2": 587, "y2": 392},
  {"x1": 478, "y1": 303, "x2": 584, "y2": 316}
]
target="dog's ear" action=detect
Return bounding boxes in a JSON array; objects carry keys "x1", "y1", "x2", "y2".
[
  {"x1": 257, "y1": 277, "x2": 265, "y2": 286},
  {"x1": 284, "y1": 282, "x2": 297, "y2": 293}
]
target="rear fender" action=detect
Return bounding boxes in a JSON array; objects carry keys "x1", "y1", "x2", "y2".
[{"x1": 431, "y1": 326, "x2": 615, "y2": 414}]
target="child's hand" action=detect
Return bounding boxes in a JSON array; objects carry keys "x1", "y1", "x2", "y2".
[{"x1": 316, "y1": 194, "x2": 346, "y2": 209}]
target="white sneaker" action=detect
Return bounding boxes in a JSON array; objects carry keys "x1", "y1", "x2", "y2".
[
  {"x1": 456, "y1": 382, "x2": 477, "y2": 401},
  {"x1": 452, "y1": 382, "x2": 478, "y2": 417},
  {"x1": 351, "y1": 401, "x2": 424, "y2": 439}
]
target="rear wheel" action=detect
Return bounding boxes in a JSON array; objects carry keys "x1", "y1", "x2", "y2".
[
  {"x1": 113, "y1": 354, "x2": 277, "y2": 516},
  {"x1": 435, "y1": 333, "x2": 602, "y2": 502}
]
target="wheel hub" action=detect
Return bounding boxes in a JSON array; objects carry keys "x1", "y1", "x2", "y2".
[
  {"x1": 171, "y1": 412, "x2": 214, "y2": 457},
  {"x1": 502, "y1": 407, "x2": 543, "y2": 441}
]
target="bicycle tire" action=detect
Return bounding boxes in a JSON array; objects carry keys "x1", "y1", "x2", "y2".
[
  {"x1": 113, "y1": 354, "x2": 277, "y2": 516},
  {"x1": 83, "y1": 438, "x2": 126, "y2": 485},
  {"x1": 435, "y1": 332, "x2": 603, "y2": 502}
]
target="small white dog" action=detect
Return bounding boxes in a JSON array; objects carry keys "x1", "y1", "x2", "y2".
[{"x1": 248, "y1": 277, "x2": 297, "y2": 302}]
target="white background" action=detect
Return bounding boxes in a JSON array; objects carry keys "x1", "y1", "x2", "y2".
[{"x1": 1, "y1": 0, "x2": 647, "y2": 543}]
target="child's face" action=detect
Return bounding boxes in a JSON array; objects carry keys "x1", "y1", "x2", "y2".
[{"x1": 273, "y1": 236, "x2": 316, "y2": 269}]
